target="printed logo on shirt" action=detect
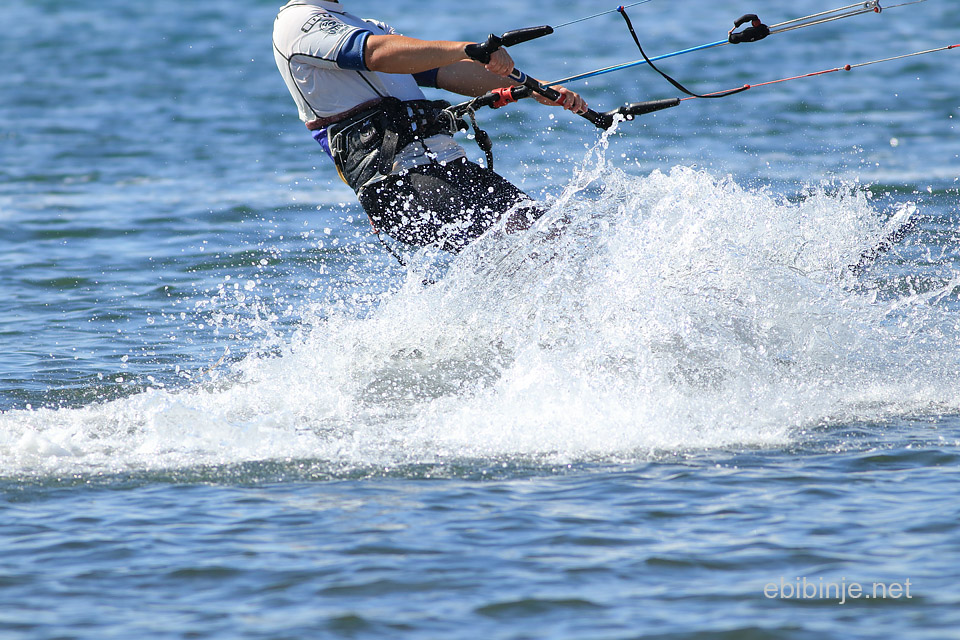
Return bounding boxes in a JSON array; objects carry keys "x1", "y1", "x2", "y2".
[
  {"x1": 301, "y1": 13, "x2": 351, "y2": 35},
  {"x1": 316, "y1": 18, "x2": 351, "y2": 35},
  {"x1": 301, "y1": 15, "x2": 323, "y2": 32}
]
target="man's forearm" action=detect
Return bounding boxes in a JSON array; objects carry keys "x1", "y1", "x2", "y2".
[
  {"x1": 435, "y1": 61, "x2": 514, "y2": 97},
  {"x1": 365, "y1": 35, "x2": 470, "y2": 74}
]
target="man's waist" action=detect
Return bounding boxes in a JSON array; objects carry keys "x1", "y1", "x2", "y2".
[
  {"x1": 307, "y1": 97, "x2": 456, "y2": 133},
  {"x1": 305, "y1": 99, "x2": 385, "y2": 131}
]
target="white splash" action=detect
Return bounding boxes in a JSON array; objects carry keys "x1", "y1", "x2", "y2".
[{"x1": 3, "y1": 139, "x2": 958, "y2": 476}]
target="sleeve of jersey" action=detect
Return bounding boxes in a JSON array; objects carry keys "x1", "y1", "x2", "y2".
[
  {"x1": 334, "y1": 29, "x2": 371, "y2": 71},
  {"x1": 412, "y1": 68, "x2": 440, "y2": 88},
  {"x1": 337, "y1": 25, "x2": 437, "y2": 84}
]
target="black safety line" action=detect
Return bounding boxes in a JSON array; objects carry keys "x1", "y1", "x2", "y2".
[{"x1": 618, "y1": 6, "x2": 751, "y2": 99}]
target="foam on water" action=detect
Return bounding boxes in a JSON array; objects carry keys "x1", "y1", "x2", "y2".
[{"x1": 4, "y1": 135, "x2": 959, "y2": 476}]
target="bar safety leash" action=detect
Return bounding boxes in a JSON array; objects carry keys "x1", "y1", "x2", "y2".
[
  {"x1": 547, "y1": 0, "x2": 925, "y2": 87},
  {"x1": 616, "y1": 5, "x2": 750, "y2": 99}
]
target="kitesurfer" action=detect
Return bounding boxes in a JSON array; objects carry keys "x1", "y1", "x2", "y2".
[{"x1": 272, "y1": 0, "x2": 587, "y2": 254}]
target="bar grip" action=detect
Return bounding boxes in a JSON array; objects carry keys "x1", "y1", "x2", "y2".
[
  {"x1": 465, "y1": 25, "x2": 554, "y2": 64},
  {"x1": 596, "y1": 98, "x2": 681, "y2": 129},
  {"x1": 500, "y1": 25, "x2": 554, "y2": 48},
  {"x1": 618, "y1": 98, "x2": 681, "y2": 117}
]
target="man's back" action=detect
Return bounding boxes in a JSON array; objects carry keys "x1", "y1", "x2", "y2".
[{"x1": 272, "y1": 0, "x2": 424, "y2": 121}]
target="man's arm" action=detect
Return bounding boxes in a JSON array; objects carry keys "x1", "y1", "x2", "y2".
[
  {"x1": 434, "y1": 61, "x2": 512, "y2": 96},
  {"x1": 364, "y1": 35, "x2": 513, "y2": 76},
  {"x1": 364, "y1": 34, "x2": 587, "y2": 113}
]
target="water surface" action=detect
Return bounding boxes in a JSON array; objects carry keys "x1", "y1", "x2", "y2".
[{"x1": 2, "y1": 0, "x2": 959, "y2": 637}]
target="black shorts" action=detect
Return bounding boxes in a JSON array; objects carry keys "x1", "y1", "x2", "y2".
[{"x1": 357, "y1": 157, "x2": 542, "y2": 254}]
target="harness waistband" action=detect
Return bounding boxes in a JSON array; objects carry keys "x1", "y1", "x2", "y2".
[{"x1": 305, "y1": 99, "x2": 385, "y2": 131}]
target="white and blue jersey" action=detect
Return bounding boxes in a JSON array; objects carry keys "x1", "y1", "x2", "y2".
[{"x1": 272, "y1": 0, "x2": 465, "y2": 171}]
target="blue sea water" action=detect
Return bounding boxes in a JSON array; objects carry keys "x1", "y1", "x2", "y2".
[{"x1": 2, "y1": 0, "x2": 959, "y2": 637}]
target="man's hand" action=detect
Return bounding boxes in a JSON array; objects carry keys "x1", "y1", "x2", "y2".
[
  {"x1": 533, "y1": 86, "x2": 588, "y2": 114},
  {"x1": 483, "y1": 49, "x2": 515, "y2": 77},
  {"x1": 479, "y1": 51, "x2": 588, "y2": 114}
]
